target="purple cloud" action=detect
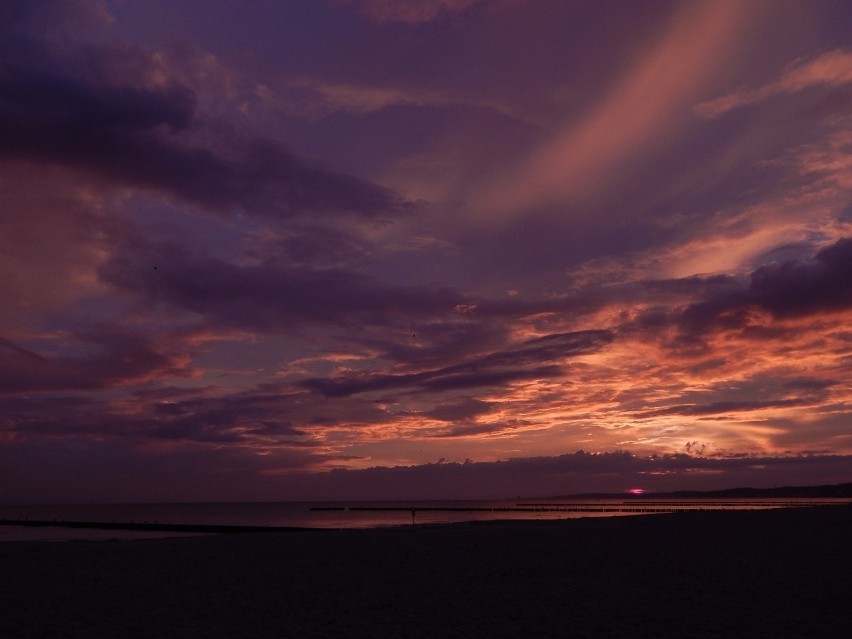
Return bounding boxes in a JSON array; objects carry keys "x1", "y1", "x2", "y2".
[
  {"x1": 677, "y1": 238, "x2": 852, "y2": 337},
  {"x1": 300, "y1": 330, "x2": 613, "y2": 397},
  {"x1": 0, "y1": 329, "x2": 184, "y2": 393},
  {"x1": 99, "y1": 242, "x2": 464, "y2": 330},
  {"x1": 0, "y1": 5, "x2": 408, "y2": 222}
]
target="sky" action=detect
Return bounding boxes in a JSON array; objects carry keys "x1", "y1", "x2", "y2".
[{"x1": 2, "y1": 0, "x2": 852, "y2": 503}]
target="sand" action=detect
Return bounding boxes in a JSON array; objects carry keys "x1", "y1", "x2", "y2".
[{"x1": 1, "y1": 505, "x2": 850, "y2": 638}]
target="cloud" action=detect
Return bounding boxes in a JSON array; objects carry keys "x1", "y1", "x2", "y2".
[
  {"x1": 0, "y1": 71, "x2": 196, "y2": 131},
  {"x1": 0, "y1": 328, "x2": 186, "y2": 393},
  {"x1": 0, "y1": 0, "x2": 113, "y2": 45},
  {"x1": 630, "y1": 373, "x2": 836, "y2": 422},
  {"x1": 677, "y1": 237, "x2": 852, "y2": 336},
  {"x1": 0, "y1": 377, "x2": 400, "y2": 454},
  {"x1": 635, "y1": 398, "x2": 810, "y2": 419},
  {"x1": 748, "y1": 238, "x2": 852, "y2": 316},
  {"x1": 0, "y1": 432, "x2": 337, "y2": 503},
  {"x1": 257, "y1": 77, "x2": 526, "y2": 123},
  {"x1": 696, "y1": 49, "x2": 852, "y2": 118},
  {"x1": 0, "y1": 337, "x2": 46, "y2": 362},
  {"x1": 300, "y1": 329, "x2": 613, "y2": 397},
  {"x1": 0, "y1": 6, "x2": 408, "y2": 222},
  {"x1": 290, "y1": 450, "x2": 852, "y2": 499},
  {"x1": 426, "y1": 418, "x2": 534, "y2": 439},
  {"x1": 99, "y1": 241, "x2": 464, "y2": 331},
  {"x1": 0, "y1": 162, "x2": 112, "y2": 332},
  {"x1": 342, "y1": 0, "x2": 483, "y2": 24},
  {"x1": 0, "y1": 81, "x2": 405, "y2": 220},
  {"x1": 142, "y1": 392, "x2": 312, "y2": 445},
  {"x1": 91, "y1": 235, "x2": 852, "y2": 464},
  {"x1": 422, "y1": 397, "x2": 494, "y2": 422},
  {"x1": 3, "y1": 1, "x2": 852, "y2": 501},
  {"x1": 474, "y1": 1, "x2": 755, "y2": 216}
]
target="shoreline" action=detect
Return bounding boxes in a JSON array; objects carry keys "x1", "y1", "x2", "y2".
[
  {"x1": 0, "y1": 518, "x2": 317, "y2": 536},
  {"x1": 2, "y1": 506, "x2": 850, "y2": 637},
  {"x1": 3, "y1": 499, "x2": 849, "y2": 542}
]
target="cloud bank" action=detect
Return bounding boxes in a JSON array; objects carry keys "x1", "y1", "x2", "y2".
[{"x1": 2, "y1": 0, "x2": 852, "y2": 501}]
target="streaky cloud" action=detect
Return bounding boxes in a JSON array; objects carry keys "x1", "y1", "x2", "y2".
[
  {"x1": 99, "y1": 242, "x2": 464, "y2": 330},
  {"x1": 474, "y1": 0, "x2": 756, "y2": 217},
  {"x1": 0, "y1": 337, "x2": 46, "y2": 362},
  {"x1": 300, "y1": 330, "x2": 613, "y2": 397},
  {"x1": 696, "y1": 48, "x2": 852, "y2": 118}
]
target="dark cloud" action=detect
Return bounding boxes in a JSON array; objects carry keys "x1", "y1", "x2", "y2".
[
  {"x1": 295, "y1": 451, "x2": 852, "y2": 499},
  {"x1": 418, "y1": 397, "x2": 496, "y2": 424},
  {"x1": 130, "y1": 386, "x2": 377, "y2": 445},
  {"x1": 301, "y1": 329, "x2": 613, "y2": 397},
  {"x1": 678, "y1": 238, "x2": 852, "y2": 336},
  {"x1": 0, "y1": 337, "x2": 46, "y2": 362},
  {"x1": 0, "y1": 6, "x2": 408, "y2": 222},
  {"x1": 262, "y1": 223, "x2": 376, "y2": 269},
  {"x1": 428, "y1": 418, "x2": 535, "y2": 438},
  {"x1": 0, "y1": 434, "x2": 335, "y2": 503},
  {"x1": 2, "y1": 390, "x2": 270, "y2": 445},
  {"x1": 0, "y1": 0, "x2": 106, "y2": 34},
  {"x1": 0, "y1": 83, "x2": 405, "y2": 220},
  {"x1": 629, "y1": 374, "x2": 835, "y2": 420},
  {"x1": 783, "y1": 378, "x2": 836, "y2": 392},
  {"x1": 476, "y1": 272, "x2": 736, "y2": 335},
  {"x1": 100, "y1": 242, "x2": 464, "y2": 330},
  {"x1": 0, "y1": 329, "x2": 184, "y2": 393},
  {"x1": 766, "y1": 413, "x2": 852, "y2": 450},
  {"x1": 0, "y1": 72, "x2": 195, "y2": 133},
  {"x1": 3, "y1": 426, "x2": 851, "y2": 502},
  {"x1": 0, "y1": 378, "x2": 404, "y2": 450},
  {"x1": 366, "y1": 318, "x2": 510, "y2": 369},
  {"x1": 750, "y1": 238, "x2": 852, "y2": 317},
  {"x1": 634, "y1": 398, "x2": 809, "y2": 419}
]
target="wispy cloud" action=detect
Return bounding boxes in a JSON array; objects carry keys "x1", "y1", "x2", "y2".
[
  {"x1": 341, "y1": 0, "x2": 484, "y2": 24},
  {"x1": 300, "y1": 330, "x2": 612, "y2": 397},
  {"x1": 474, "y1": 1, "x2": 756, "y2": 217},
  {"x1": 696, "y1": 49, "x2": 852, "y2": 118},
  {"x1": 0, "y1": 337, "x2": 46, "y2": 362},
  {"x1": 256, "y1": 77, "x2": 529, "y2": 124}
]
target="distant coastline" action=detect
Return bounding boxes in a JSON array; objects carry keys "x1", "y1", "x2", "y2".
[
  {"x1": 554, "y1": 481, "x2": 852, "y2": 500},
  {"x1": 2, "y1": 482, "x2": 851, "y2": 541}
]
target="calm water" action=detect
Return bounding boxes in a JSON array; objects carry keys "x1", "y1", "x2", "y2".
[{"x1": 2, "y1": 497, "x2": 849, "y2": 541}]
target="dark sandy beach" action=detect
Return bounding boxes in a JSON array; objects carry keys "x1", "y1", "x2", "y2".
[{"x1": 1, "y1": 506, "x2": 850, "y2": 638}]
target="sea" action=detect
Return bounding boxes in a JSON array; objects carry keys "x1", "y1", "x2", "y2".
[{"x1": 2, "y1": 497, "x2": 849, "y2": 542}]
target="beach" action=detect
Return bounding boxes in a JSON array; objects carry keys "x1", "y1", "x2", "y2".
[{"x1": 1, "y1": 506, "x2": 850, "y2": 638}]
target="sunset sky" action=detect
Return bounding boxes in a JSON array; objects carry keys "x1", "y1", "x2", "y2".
[{"x1": 3, "y1": 0, "x2": 852, "y2": 502}]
